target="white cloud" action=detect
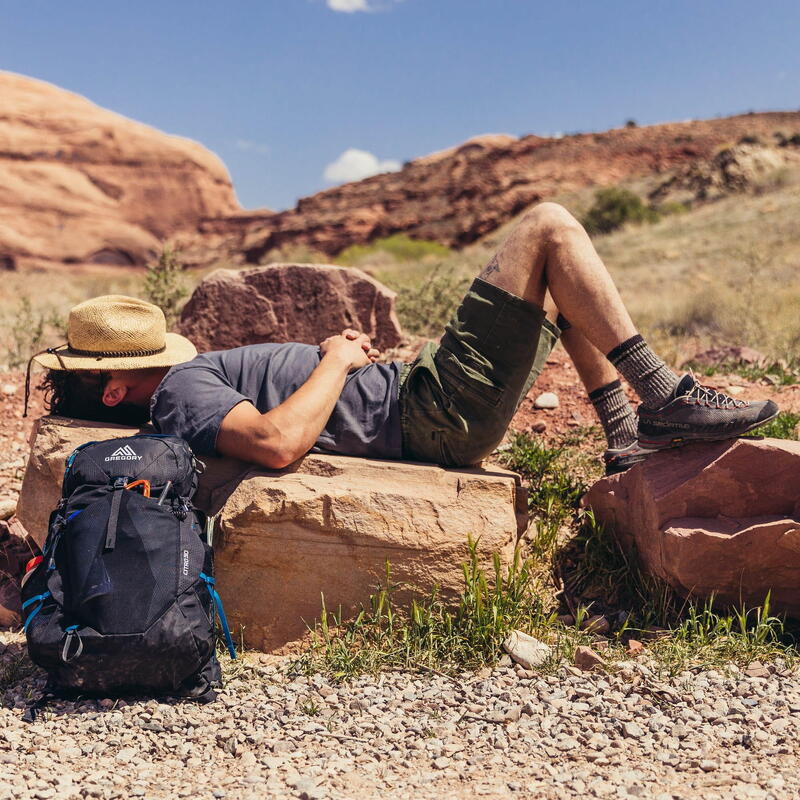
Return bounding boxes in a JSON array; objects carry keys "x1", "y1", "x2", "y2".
[
  {"x1": 327, "y1": 0, "x2": 371, "y2": 12},
  {"x1": 235, "y1": 138, "x2": 270, "y2": 155},
  {"x1": 326, "y1": 0, "x2": 405, "y2": 12},
  {"x1": 323, "y1": 148, "x2": 401, "y2": 183}
]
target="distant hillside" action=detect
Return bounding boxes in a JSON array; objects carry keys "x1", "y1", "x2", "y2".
[{"x1": 178, "y1": 111, "x2": 800, "y2": 267}]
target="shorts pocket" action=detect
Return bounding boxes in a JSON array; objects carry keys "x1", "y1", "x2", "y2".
[{"x1": 436, "y1": 353, "x2": 504, "y2": 410}]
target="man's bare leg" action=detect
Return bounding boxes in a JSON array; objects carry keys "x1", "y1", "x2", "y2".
[
  {"x1": 482, "y1": 203, "x2": 636, "y2": 353},
  {"x1": 483, "y1": 202, "x2": 778, "y2": 452},
  {"x1": 542, "y1": 293, "x2": 618, "y2": 393}
]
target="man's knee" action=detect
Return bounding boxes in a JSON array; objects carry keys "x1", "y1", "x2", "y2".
[{"x1": 520, "y1": 202, "x2": 582, "y2": 242}]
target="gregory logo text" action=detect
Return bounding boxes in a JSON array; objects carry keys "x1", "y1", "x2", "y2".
[{"x1": 104, "y1": 445, "x2": 143, "y2": 462}]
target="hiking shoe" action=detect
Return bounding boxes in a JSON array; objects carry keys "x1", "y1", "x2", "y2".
[
  {"x1": 603, "y1": 440, "x2": 656, "y2": 475},
  {"x1": 637, "y1": 373, "x2": 779, "y2": 449}
]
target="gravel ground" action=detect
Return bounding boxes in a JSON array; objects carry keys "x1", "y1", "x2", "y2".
[{"x1": 2, "y1": 632, "x2": 799, "y2": 800}]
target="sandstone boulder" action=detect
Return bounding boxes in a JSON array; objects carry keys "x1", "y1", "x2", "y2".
[
  {"x1": 18, "y1": 417, "x2": 526, "y2": 651},
  {"x1": 584, "y1": 438, "x2": 800, "y2": 616},
  {"x1": 178, "y1": 263, "x2": 404, "y2": 352},
  {"x1": 0, "y1": 71, "x2": 239, "y2": 269}
]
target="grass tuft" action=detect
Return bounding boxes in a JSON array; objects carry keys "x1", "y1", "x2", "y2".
[
  {"x1": 336, "y1": 234, "x2": 451, "y2": 267},
  {"x1": 299, "y1": 429, "x2": 798, "y2": 680},
  {"x1": 295, "y1": 539, "x2": 558, "y2": 680},
  {"x1": 753, "y1": 412, "x2": 800, "y2": 440}
]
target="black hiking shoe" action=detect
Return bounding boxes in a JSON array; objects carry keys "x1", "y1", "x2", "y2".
[
  {"x1": 637, "y1": 373, "x2": 779, "y2": 450},
  {"x1": 603, "y1": 440, "x2": 657, "y2": 475}
]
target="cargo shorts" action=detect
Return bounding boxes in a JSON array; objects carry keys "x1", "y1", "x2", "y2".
[{"x1": 398, "y1": 278, "x2": 561, "y2": 466}]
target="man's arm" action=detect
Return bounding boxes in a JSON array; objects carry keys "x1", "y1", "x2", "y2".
[{"x1": 216, "y1": 331, "x2": 379, "y2": 469}]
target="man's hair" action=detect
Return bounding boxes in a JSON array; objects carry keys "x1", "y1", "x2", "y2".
[{"x1": 40, "y1": 370, "x2": 151, "y2": 426}]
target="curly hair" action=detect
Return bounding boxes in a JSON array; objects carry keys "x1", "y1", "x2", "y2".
[{"x1": 39, "y1": 370, "x2": 151, "y2": 425}]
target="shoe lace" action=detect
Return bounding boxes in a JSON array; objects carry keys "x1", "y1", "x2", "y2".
[{"x1": 685, "y1": 373, "x2": 748, "y2": 409}]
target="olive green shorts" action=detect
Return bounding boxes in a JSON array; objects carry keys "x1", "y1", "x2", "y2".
[{"x1": 398, "y1": 278, "x2": 561, "y2": 466}]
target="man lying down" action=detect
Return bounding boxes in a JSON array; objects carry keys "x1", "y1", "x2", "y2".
[{"x1": 28, "y1": 203, "x2": 777, "y2": 473}]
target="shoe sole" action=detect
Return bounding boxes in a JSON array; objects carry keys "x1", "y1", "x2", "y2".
[
  {"x1": 638, "y1": 408, "x2": 780, "y2": 450},
  {"x1": 603, "y1": 449, "x2": 657, "y2": 476}
]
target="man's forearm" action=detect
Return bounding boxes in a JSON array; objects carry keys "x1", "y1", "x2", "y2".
[
  {"x1": 262, "y1": 352, "x2": 350, "y2": 461},
  {"x1": 216, "y1": 351, "x2": 351, "y2": 468}
]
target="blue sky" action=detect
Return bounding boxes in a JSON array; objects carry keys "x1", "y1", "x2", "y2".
[{"x1": 2, "y1": 0, "x2": 798, "y2": 210}]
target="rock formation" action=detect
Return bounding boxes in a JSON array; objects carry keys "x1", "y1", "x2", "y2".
[
  {"x1": 584, "y1": 438, "x2": 800, "y2": 617},
  {"x1": 649, "y1": 141, "x2": 800, "y2": 205},
  {"x1": 18, "y1": 417, "x2": 527, "y2": 651},
  {"x1": 178, "y1": 111, "x2": 800, "y2": 266},
  {"x1": 0, "y1": 71, "x2": 239, "y2": 270},
  {"x1": 4, "y1": 70, "x2": 799, "y2": 272},
  {"x1": 179, "y1": 263, "x2": 403, "y2": 352}
]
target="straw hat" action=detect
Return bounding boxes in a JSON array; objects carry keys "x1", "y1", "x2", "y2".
[{"x1": 33, "y1": 295, "x2": 197, "y2": 371}]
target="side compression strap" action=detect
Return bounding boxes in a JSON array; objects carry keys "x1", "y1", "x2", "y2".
[
  {"x1": 22, "y1": 591, "x2": 51, "y2": 632},
  {"x1": 200, "y1": 573, "x2": 237, "y2": 660}
]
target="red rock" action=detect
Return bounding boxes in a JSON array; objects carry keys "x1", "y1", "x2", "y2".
[
  {"x1": 0, "y1": 71, "x2": 238, "y2": 270},
  {"x1": 574, "y1": 645, "x2": 606, "y2": 671},
  {"x1": 581, "y1": 614, "x2": 610, "y2": 635},
  {"x1": 584, "y1": 438, "x2": 800, "y2": 617},
  {"x1": 626, "y1": 639, "x2": 644, "y2": 656},
  {"x1": 744, "y1": 661, "x2": 770, "y2": 678},
  {"x1": 179, "y1": 263, "x2": 404, "y2": 353},
  {"x1": 0, "y1": 517, "x2": 39, "y2": 628},
  {"x1": 684, "y1": 346, "x2": 767, "y2": 369}
]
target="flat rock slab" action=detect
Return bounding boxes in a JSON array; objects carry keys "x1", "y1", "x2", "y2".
[
  {"x1": 18, "y1": 416, "x2": 526, "y2": 651},
  {"x1": 584, "y1": 437, "x2": 800, "y2": 616}
]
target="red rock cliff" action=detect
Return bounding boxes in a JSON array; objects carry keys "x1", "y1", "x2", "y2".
[
  {"x1": 190, "y1": 112, "x2": 800, "y2": 265},
  {"x1": 0, "y1": 71, "x2": 240, "y2": 269}
]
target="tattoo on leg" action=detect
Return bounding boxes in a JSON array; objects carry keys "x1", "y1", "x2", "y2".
[{"x1": 480, "y1": 254, "x2": 500, "y2": 278}]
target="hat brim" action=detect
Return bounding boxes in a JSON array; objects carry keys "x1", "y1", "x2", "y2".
[{"x1": 32, "y1": 332, "x2": 198, "y2": 371}]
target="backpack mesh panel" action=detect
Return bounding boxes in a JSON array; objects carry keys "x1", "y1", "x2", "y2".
[{"x1": 61, "y1": 491, "x2": 180, "y2": 634}]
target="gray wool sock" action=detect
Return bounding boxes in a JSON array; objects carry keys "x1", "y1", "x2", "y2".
[
  {"x1": 607, "y1": 335, "x2": 679, "y2": 409},
  {"x1": 589, "y1": 380, "x2": 638, "y2": 450}
]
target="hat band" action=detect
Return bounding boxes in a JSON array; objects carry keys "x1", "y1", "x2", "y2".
[{"x1": 63, "y1": 343, "x2": 167, "y2": 358}]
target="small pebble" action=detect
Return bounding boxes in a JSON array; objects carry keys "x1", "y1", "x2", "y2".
[{"x1": 534, "y1": 392, "x2": 560, "y2": 409}]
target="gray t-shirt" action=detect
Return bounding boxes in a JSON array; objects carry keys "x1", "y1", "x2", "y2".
[{"x1": 150, "y1": 343, "x2": 403, "y2": 459}]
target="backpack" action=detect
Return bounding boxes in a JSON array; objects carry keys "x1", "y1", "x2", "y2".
[{"x1": 20, "y1": 434, "x2": 236, "y2": 713}]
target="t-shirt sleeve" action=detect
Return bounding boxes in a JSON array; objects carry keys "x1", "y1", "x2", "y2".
[{"x1": 149, "y1": 365, "x2": 249, "y2": 456}]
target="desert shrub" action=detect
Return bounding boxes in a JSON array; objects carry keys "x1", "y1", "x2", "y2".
[
  {"x1": 776, "y1": 132, "x2": 800, "y2": 148},
  {"x1": 657, "y1": 200, "x2": 690, "y2": 216},
  {"x1": 582, "y1": 187, "x2": 659, "y2": 235},
  {"x1": 395, "y1": 262, "x2": 470, "y2": 336},
  {"x1": 336, "y1": 234, "x2": 450, "y2": 267},
  {"x1": 143, "y1": 246, "x2": 187, "y2": 329},
  {"x1": 0, "y1": 295, "x2": 64, "y2": 369},
  {"x1": 753, "y1": 167, "x2": 793, "y2": 194}
]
